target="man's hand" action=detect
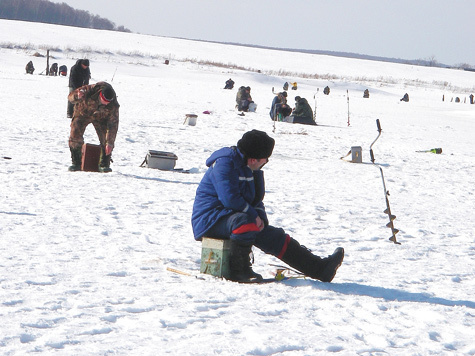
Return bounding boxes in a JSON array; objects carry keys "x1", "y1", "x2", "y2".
[
  {"x1": 105, "y1": 144, "x2": 113, "y2": 156},
  {"x1": 77, "y1": 89, "x2": 85, "y2": 100},
  {"x1": 256, "y1": 216, "x2": 264, "y2": 231}
]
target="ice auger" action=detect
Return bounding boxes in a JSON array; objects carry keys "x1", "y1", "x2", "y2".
[{"x1": 369, "y1": 119, "x2": 401, "y2": 245}]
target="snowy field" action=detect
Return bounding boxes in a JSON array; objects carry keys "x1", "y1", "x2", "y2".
[{"x1": 1, "y1": 19, "x2": 474, "y2": 355}]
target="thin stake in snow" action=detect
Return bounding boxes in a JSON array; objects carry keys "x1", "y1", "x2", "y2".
[
  {"x1": 313, "y1": 88, "x2": 319, "y2": 123},
  {"x1": 347, "y1": 90, "x2": 350, "y2": 126},
  {"x1": 370, "y1": 119, "x2": 401, "y2": 245},
  {"x1": 111, "y1": 67, "x2": 118, "y2": 82}
]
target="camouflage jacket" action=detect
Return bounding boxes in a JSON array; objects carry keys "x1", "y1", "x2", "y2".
[{"x1": 68, "y1": 82, "x2": 120, "y2": 148}]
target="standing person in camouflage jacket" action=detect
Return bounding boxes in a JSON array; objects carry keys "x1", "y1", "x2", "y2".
[{"x1": 67, "y1": 81, "x2": 119, "y2": 172}]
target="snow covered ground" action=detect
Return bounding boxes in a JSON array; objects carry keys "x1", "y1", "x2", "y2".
[{"x1": 1, "y1": 19, "x2": 474, "y2": 356}]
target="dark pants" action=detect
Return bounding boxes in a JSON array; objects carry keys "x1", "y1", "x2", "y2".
[
  {"x1": 69, "y1": 117, "x2": 108, "y2": 150},
  {"x1": 205, "y1": 212, "x2": 290, "y2": 258},
  {"x1": 67, "y1": 87, "x2": 74, "y2": 118}
]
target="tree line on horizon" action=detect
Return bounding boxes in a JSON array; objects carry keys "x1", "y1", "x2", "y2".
[{"x1": 0, "y1": 0, "x2": 131, "y2": 33}]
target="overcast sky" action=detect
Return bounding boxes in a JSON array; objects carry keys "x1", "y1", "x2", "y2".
[{"x1": 49, "y1": 0, "x2": 475, "y2": 66}]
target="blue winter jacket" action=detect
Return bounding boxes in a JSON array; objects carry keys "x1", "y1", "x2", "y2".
[{"x1": 191, "y1": 146, "x2": 268, "y2": 240}]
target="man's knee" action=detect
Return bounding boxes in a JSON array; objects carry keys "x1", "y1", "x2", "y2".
[
  {"x1": 229, "y1": 213, "x2": 260, "y2": 245},
  {"x1": 253, "y1": 226, "x2": 288, "y2": 256}
]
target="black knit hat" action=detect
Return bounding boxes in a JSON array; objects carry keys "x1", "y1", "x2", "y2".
[
  {"x1": 101, "y1": 84, "x2": 116, "y2": 101},
  {"x1": 81, "y1": 59, "x2": 90, "y2": 67},
  {"x1": 237, "y1": 130, "x2": 275, "y2": 159}
]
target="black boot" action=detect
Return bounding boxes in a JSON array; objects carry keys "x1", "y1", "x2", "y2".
[
  {"x1": 280, "y1": 238, "x2": 344, "y2": 282},
  {"x1": 228, "y1": 241, "x2": 263, "y2": 283},
  {"x1": 68, "y1": 147, "x2": 82, "y2": 171},
  {"x1": 99, "y1": 147, "x2": 112, "y2": 173}
]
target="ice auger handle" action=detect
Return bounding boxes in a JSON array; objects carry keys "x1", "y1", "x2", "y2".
[{"x1": 376, "y1": 119, "x2": 381, "y2": 132}]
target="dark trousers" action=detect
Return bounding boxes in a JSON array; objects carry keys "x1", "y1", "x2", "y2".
[
  {"x1": 67, "y1": 87, "x2": 74, "y2": 118},
  {"x1": 205, "y1": 212, "x2": 290, "y2": 258}
]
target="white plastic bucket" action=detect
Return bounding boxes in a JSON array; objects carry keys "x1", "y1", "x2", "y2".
[
  {"x1": 185, "y1": 114, "x2": 198, "y2": 126},
  {"x1": 248, "y1": 102, "x2": 257, "y2": 112}
]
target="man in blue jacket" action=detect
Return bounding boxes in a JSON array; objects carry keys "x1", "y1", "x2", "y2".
[{"x1": 192, "y1": 130, "x2": 344, "y2": 283}]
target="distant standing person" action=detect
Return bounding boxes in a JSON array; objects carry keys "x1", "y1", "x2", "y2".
[
  {"x1": 67, "y1": 59, "x2": 91, "y2": 118},
  {"x1": 67, "y1": 81, "x2": 119, "y2": 172}
]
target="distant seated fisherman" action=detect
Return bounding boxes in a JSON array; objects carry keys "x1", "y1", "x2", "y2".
[
  {"x1": 284, "y1": 96, "x2": 316, "y2": 125},
  {"x1": 224, "y1": 78, "x2": 234, "y2": 89},
  {"x1": 236, "y1": 86, "x2": 254, "y2": 112},
  {"x1": 25, "y1": 61, "x2": 35, "y2": 74},
  {"x1": 270, "y1": 91, "x2": 292, "y2": 121}
]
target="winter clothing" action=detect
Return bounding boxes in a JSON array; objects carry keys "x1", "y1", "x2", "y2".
[
  {"x1": 68, "y1": 147, "x2": 82, "y2": 171},
  {"x1": 236, "y1": 86, "x2": 253, "y2": 111},
  {"x1": 224, "y1": 78, "x2": 234, "y2": 89},
  {"x1": 68, "y1": 59, "x2": 91, "y2": 118},
  {"x1": 292, "y1": 97, "x2": 313, "y2": 118},
  {"x1": 269, "y1": 92, "x2": 290, "y2": 120},
  {"x1": 400, "y1": 93, "x2": 409, "y2": 102},
  {"x1": 280, "y1": 238, "x2": 344, "y2": 282},
  {"x1": 237, "y1": 129, "x2": 275, "y2": 159},
  {"x1": 229, "y1": 241, "x2": 263, "y2": 282},
  {"x1": 99, "y1": 146, "x2": 112, "y2": 173},
  {"x1": 288, "y1": 97, "x2": 316, "y2": 125},
  {"x1": 192, "y1": 130, "x2": 344, "y2": 282},
  {"x1": 49, "y1": 63, "x2": 58, "y2": 76},
  {"x1": 25, "y1": 61, "x2": 34, "y2": 74},
  {"x1": 69, "y1": 59, "x2": 91, "y2": 90},
  {"x1": 68, "y1": 81, "x2": 119, "y2": 172},
  {"x1": 191, "y1": 146, "x2": 268, "y2": 240},
  {"x1": 59, "y1": 65, "x2": 68, "y2": 76}
]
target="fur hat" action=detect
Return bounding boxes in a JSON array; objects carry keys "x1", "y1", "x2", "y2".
[{"x1": 237, "y1": 130, "x2": 275, "y2": 159}]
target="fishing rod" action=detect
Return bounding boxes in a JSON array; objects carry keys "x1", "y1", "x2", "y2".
[
  {"x1": 347, "y1": 90, "x2": 350, "y2": 126},
  {"x1": 313, "y1": 88, "x2": 319, "y2": 123},
  {"x1": 370, "y1": 119, "x2": 400, "y2": 245}
]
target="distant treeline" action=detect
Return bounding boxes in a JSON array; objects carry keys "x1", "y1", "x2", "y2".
[{"x1": 0, "y1": 0, "x2": 131, "y2": 32}]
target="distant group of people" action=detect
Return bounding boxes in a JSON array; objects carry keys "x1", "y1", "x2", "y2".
[
  {"x1": 226, "y1": 78, "x2": 316, "y2": 125},
  {"x1": 25, "y1": 61, "x2": 67, "y2": 76},
  {"x1": 270, "y1": 91, "x2": 315, "y2": 125},
  {"x1": 25, "y1": 59, "x2": 348, "y2": 285},
  {"x1": 24, "y1": 57, "x2": 119, "y2": 173}
]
